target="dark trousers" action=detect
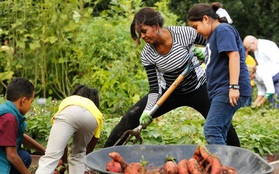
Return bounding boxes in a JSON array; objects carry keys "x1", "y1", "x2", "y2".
[
  {"x1": 10, "y1": 150, "x2": 32, "y2": 174},
  {"x1": 104, "y1": 83, "x2": 240, "y2": 147}
]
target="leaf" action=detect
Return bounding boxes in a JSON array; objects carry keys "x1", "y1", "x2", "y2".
[
  {"x1": 0, "y1": 71, "x2": 14, "y2": 81},
  {"x1": 73, "y1": 10, "x2": 81, "y2": 23},
  {"x1": 29, "y1": 41, "x2": 41, "y2": 50}
]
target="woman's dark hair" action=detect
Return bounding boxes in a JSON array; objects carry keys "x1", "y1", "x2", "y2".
[
  {"x1": 187, "y1": 3, "x2": 219, "y2": 22},
  {"x1": 6, "y1": 77, "x2": 34, "y2": 101},
  {"x1": 211, "y1": 2, "x2": 229, "y2": 23},
  {"x1": 211, "y1": 2, "x2": 222, "y2": 9},
  {"x1": 130, "y1": 7, "x2": 164, "y2": 45},
  {"x1": 71, "y1": 85, "x2": 100, "y2": 108}
]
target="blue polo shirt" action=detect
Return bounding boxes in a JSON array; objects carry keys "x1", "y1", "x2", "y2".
[{"x1": 205, "y1": 23, "x2": 252, "y2": 100}]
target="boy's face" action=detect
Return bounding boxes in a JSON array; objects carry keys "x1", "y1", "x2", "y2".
[{"x1": 20, "y1": 92, "x2": 35, "y2": 115}]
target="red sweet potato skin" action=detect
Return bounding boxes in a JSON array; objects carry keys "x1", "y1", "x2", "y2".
[
  {"x1": 177, "y1": 159, "x2": 189, "y2": 174},
  {"x1": 165, "y1": 161, "x2": 178, "y2": 174},
  {"x1": 187, "y1": 158, "x2": 202, "y2": 174},
  {"x1": 109, "y1": 152, "x2": 128, "y2": 169},
  {"x1": 106, "y1": 160, "x2": 123, "y2": 173},
  {"x1": 124, "y1": 162, "x2": 144, "y2": 174}
]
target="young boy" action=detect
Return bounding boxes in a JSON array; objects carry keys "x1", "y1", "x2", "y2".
[{"x1": 0, "y1": 77, "x2": 45, "y2": 174}]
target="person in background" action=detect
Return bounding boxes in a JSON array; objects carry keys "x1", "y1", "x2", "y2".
[
  {"x1": 243, "y1": 36, "x2": 279, "y2": 107},
  {"x1": 245, "y1": 51, "x2": 257, "y2": 106},
  {"x1": 1, "y1": 38, "x2": 14, "y2": 56},
  {"x1": 243, "y1": 35, "x2": 279, "y2": 66},
  {"x1": 0, "y1": 77, "x2": 45, "y2": 174},
  {"x1": 250, "y1": 65, "x2": 279, "y2": 108},
  {"x1": 212, "y1": 2, "x2": 233, "y2": 24},
  {"x1": 104, "y1": 7, "x2": 241, "y2": 148},
  {"x1": 36, "y1": 85, "x2": 103, "y2": 174},
  {"x1": 187, "y1": 3, "x2": 252, "y2": 145}
]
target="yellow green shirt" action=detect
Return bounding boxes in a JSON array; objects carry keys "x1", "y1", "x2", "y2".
[
  {"x1": 52, "y1": 95, "x2": 103, "y2": 138},
  {"x1": 246, "y1": 55, "x2": 257, "y2": 87}
]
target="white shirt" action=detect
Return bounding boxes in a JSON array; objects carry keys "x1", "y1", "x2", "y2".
[
  {"x1": 255, "y1": 64, "x2": 279, "y2": 95},
  {"x1": 255, "y1": 39, "x2": 279, "y2": 66}
]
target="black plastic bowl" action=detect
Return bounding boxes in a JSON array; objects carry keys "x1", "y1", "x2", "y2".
[{"x1": 85, "y1": 144, "x2": 274, "y2": 174}]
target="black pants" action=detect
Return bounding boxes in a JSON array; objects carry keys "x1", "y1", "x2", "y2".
[{"x1": 104, "y1": 83, "x2": 240, "y2": 147}]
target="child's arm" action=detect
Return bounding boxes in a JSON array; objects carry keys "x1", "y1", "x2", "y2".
[
  {"x1": 6, "y1": 146, "x2": 31, "y2": 174},
  {"x1": 227, "y1": 51, "x2": 240, "y2": 106},
  {"x1": 22, "y1": 134, "x2": 45, "y2": 154}
]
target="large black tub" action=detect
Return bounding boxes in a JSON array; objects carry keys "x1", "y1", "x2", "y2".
[{"x1": 85, "y1": 144, "x2": 274, "y2": 174}]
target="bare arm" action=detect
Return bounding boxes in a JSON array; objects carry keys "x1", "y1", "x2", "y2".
[
  {"x1": 22, "y1": 134, "x2": 45, "y2": 154},
  {"x1": 228, "y1": 51, "x2": 240, "y2": 106},
  {"x1": 254, "y1": 95, "x2": 268, "y2": 106},
  {"x1": 86, "y1": 136, "x2": 99, "y2": 155},
  {"x1": 6, "y1": 146, "x2": 30, "y2": 174}
]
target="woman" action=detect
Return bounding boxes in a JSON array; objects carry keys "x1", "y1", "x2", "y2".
[
  {"x1": 36, "y1": 85, "x2": 103, "y2": 174},
  {"x1": 104, "y1": 7, "x2": 240, "y2": 147},
  {"x1": 187, "y1": 3, "x2": 252, "y2": 145}
]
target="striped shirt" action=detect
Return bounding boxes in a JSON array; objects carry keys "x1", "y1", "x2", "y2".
[{"x1": 141, "y1": 26, "x2": 207, "y2": 111}]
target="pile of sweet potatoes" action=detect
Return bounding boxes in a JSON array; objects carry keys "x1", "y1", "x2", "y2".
[{"x1": 106, "y1": 146, "x2": 237, "y2": 174}]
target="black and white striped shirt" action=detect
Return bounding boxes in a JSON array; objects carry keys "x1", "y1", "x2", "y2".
[{"x1": 141, "y1": 26, "x2": 207, "y2": 111}]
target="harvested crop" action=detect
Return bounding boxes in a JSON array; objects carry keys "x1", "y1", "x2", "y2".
[
  {"x1": 109, "y1": 152, "x2": 128, "y2": 169},
  {"x1": 177, "y1": 159, "x2": 189, "y2": 174},
  {"x1": 165, "y1": 161, "x2": 178, "y2": 174},
  {"x1": 106, "y1": 160, "x2": 123, "y2": 173},
  {"x1": 124, "y1": 162, "x2": 145, "y2": 174},
  {"x1": 192, "y1": 146, "x2": 237, "y2": 174},
  {"x1": 105, "y1": 146, "x2": 237, "y2": 174},
  {"x1": 187, "y1": 158, "x2": 202, "y2": 174}
]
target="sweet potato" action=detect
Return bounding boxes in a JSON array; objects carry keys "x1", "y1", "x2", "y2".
[
  {"x1": 194, "y1": 146, "x2": 237, "y2": 174},
  {"x1": 187, "y1": 158, "x2": 202, "y2": 174},
  {"x1": 219, "y1": 165, "x2": 238, "y2": 174},
  {"x1": 124, "y1": 162, "x2": 144, "y2": 174},
  {"x1": 192, "y1": 146, "x2": 207, "y2": 170},
  {"x1": 165, "y1": 161, "x2": 178, "y2": 174},
  {"x1": 145, "y1": 171, "x2": 161, "y2": 174},
  {"x1": 106, "y1": 160, "x2": 122, "y2": 173},
  {"x1": 109, "y1": 152, "x2": 128, "y2": 169},
  {"x1": 192, "y1": 147, "x2": 202, "y2": 162},
  {"x1": 198, "y1": 146, "x2": 222, "y2": 174},
  {"x1": 177, "y1": 159, "x2": 189, "y2": 174}
]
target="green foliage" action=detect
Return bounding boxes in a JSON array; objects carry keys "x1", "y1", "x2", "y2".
[
  {"x1": 234, "y1": 107, "x2": 279, "y2": 155},
  {"x1": 24, "y1": 98, "x2": 60, "y2": 151},
  {"x1": 1, "y1": 0, "x2": 177, "y2": 116},
  {"x1": 1, "y1": 93, "x2": 278, "y2": 157},
  {"x1": 0, "y1": 0, "x2": 278, "y2": 156},
  {"x1": 98, "y1": 104, "x2": 279, "y2": 156}
]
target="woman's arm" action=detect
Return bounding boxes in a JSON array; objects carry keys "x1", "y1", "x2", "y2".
[
  {"x1": 86, "y1": 136, "x2": 99, "y2": 155},
  {"x1": 143, "y1": 65, "x2": 161, "y2": 111},
  {"x1": 194, "y1": 33, "x2": 207, "y2": 46}
]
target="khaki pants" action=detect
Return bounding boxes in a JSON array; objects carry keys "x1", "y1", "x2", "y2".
[{"x1": 36, "y1": 105, "x2": 97, "y2": 174}]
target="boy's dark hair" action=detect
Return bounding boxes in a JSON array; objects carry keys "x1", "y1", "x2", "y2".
[
  {"x1": 71, "y1": 85, "x2": 100, "y2": 108},
  {"x1": 6, "y1": 77, "x2": 35, "y2": 101}
]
